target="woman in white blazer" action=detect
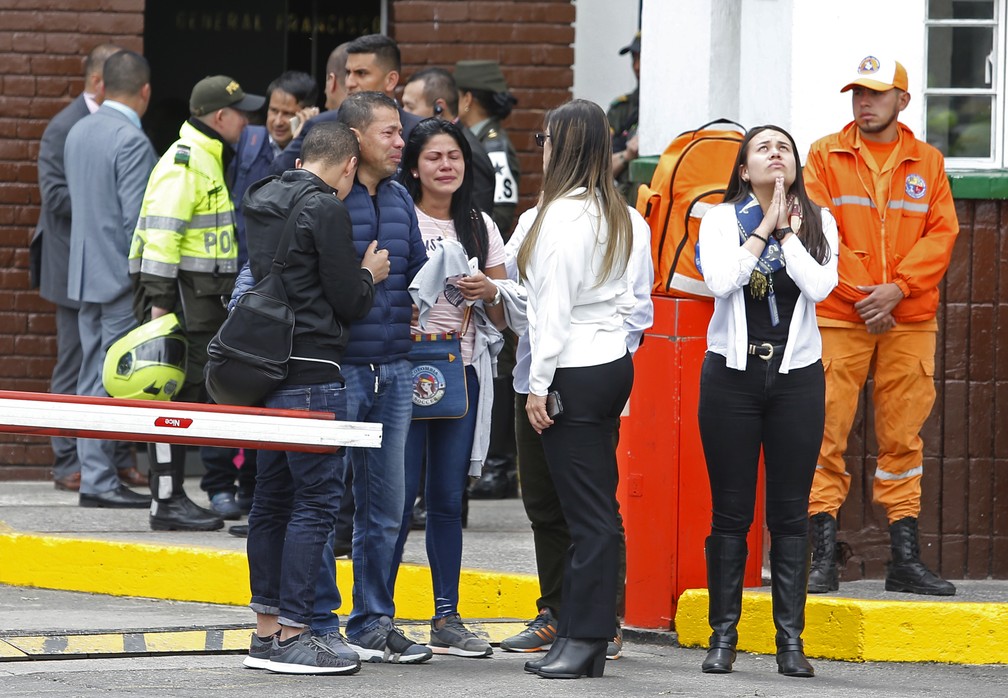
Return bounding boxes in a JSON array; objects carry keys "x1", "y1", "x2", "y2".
[
  {"x1": 696, "y1": 125, "x2": 838, "y2": 679},
  {"x1": 516, "y1": 99, "x2": 635, "y2": 680}
]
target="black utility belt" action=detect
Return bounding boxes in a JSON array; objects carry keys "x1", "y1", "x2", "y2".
[{"x1": 747, "y1": 342, "x2": 786, "y2": 361}]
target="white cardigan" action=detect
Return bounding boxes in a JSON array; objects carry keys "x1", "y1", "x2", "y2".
[
  {"x1": 523, "y1": 190, "x2": 636, "y2": 396},
  {"x1": 697, "y1": 203, "x2": 839, "y2": 373}
]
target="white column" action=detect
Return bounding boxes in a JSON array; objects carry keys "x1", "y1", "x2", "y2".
[{"x1": 572, "y1": 0, "x2": 641, "y2": 110}]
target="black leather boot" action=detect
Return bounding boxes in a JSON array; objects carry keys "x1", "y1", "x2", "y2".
[
  {"x1": 885, "y1": 517, "x2": 956, "y2": 596},
  {"x1": 524, "y1": 636, "x2": 567, "y2": 673},
  {"x1": 770, "y1": 535, "x2": 814, "y2": 678},
  {"x1": 535, "y1": 638, "x2": 606, "y2": 679},
  {"x1": 148, "y1": 444, "x2": 223, "y2": 532},
  {"x1": 808, "y1": 512, "x2": 839, "y2": 593},
  {"x1": 701, "y1": 535, "x2": 747, "y2": 673}
]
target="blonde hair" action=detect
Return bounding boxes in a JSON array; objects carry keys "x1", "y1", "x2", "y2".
[{"x1": 517, "y1": 99, "x2": 631, "y2": 285}]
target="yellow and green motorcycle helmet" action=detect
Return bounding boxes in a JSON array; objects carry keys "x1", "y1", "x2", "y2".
[{"x1": 103, "y1": 313, "x2": 187, "y2": 401}]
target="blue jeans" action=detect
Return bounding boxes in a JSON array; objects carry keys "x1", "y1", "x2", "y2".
[
  {"x1": 247, "y1": 381, "x2": 348, "y2": 629},
  {"x1": 312, "y1": 360, "x2": 412, "y2": 638},
  {"x1": 391, "y1": 364, "x2": 479, "y2": 619}
]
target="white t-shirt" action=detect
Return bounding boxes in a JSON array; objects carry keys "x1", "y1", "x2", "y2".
[{"x1": 413, "y1": 207, "x2": 506, "y2": 365}]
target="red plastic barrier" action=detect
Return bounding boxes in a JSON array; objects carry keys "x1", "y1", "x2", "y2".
[{"x1": 618, "y1": 297, "x2": 764, "y2": 629}]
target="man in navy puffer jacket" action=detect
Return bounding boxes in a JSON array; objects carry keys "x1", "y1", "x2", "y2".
[{"x1": 232, "y1": 91, "x2": 429, "y2": 662}]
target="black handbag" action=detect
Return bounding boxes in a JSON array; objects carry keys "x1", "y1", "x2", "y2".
[{"x1": 204, "y1": 192, "x2": 314, "y2": 406}]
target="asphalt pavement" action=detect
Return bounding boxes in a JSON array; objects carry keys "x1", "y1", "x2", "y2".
[
  {"x1": 1, "y1": 480, "x2": 1007, "y2": 695},
  {"x1": 0, "y1": 583, "x2": 1005, "y2": 698}
]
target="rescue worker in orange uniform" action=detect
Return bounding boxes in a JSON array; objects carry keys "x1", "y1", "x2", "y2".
[{"x1": 802, "y1": 55, "x2": 959, "y2": 596}]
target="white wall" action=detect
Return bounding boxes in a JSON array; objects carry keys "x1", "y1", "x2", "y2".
[
  {"x1": 573, "y1": 0, "x2": 640, "y2": 110},
  {"x1": 790, "y1": 0, "x2": 926, "y2": 157},
  {"x1": 639, "y1": 0, "x2": 716, "y2": 152},
  {"x1": 639, "y1": 0, "x2": 928, "y2": 158}
]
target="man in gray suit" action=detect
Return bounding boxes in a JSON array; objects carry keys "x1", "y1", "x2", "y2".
[
  {"x1": 33, "y1": 44, "x2": 145, "y2": 493},
  {"x1": 65, "y1": 50, "x2": 159, "y2": 508}
]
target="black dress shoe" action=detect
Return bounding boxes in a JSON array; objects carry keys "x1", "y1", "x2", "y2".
[
  {"x1": 150, "y1": 494, "x2": 224, "y2": 531},
  {"x1": 79, "y1": 485, "x2": 152, "y2": 509},
  {"x1": 536, "y1": 638, "x2": 607, "y2": 679},
  {"x1": 228, "y1": 524, "x2": 248, "y2": 538}
]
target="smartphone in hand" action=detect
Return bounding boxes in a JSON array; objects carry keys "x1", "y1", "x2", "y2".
[
  {"x1": 546, "y1": 390, "x2": 564, "y2": 419},
  {"x1": 289, "y1": 115, "x2": 301, "y2": 134}
]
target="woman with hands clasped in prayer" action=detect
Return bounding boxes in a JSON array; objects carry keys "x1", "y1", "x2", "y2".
[{"x1": 696, "y1": 126, "x2": 838, "y2": 679}]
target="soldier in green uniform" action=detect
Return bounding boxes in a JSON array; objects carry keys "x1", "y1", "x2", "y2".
[
  {"x1": 455, "y1": 60, "x2": 521, "y2": 500},
  {"x1": 608, "y1": 32, "x2": 640, "y2": 204}
]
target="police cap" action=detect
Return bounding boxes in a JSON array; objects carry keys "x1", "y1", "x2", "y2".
[{"x1": 190, "y1": 75, "x2": 265, "y2": 116}]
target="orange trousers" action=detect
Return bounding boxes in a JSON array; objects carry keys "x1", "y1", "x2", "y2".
[{"x1": 809, "y1": 325, "x2": 936, "y2": 523}]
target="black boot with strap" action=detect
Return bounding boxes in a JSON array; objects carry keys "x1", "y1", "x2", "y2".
[
  {"x1": 701, "y1": 535, "x2": 747, "y2": 674},
  {"x1": 770, "y1": 535, "x2": 815, "y2": 678}
]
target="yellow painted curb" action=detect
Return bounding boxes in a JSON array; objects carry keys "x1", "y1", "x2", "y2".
[
  {"x1": 675, "y1": 587, "x2": 1008, "y2": 664},
  {"x1": 0, "y1": 530, "x2": 539, "y2": 622},
  {"x1": 0, "y1": 622, "x2": 529, "y2": 662}
]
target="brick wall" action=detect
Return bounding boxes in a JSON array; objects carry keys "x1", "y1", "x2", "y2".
[
  {"x1": 837, "y1": 199, "x2": 1008, "y2": 581},
  {"x1": 392, "y1": 0, "x2": 576, "y2": 212},
  {"x1": 0, "y1": 0, "x2": 144, "y2": 476}
]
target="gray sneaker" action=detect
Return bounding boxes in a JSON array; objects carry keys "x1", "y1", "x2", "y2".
[
  {"x1": 347, "y1": 616, "x2": 433, "y2": 664},
  {"x1": 314, "y1": 631, "x2": 361, "y2": 663},
  {"x1": 500, "y1": 608, "x2": 558, "y2": 653},
  {"x1": 428, "y1": 614, "x2": 492, "y2": 658},
  {"x1": 242, "y1": 631, "x2": 275, "y2": 669},
  {"x1": 264, "y1": 631, "x2": 361, "y2": 675}
]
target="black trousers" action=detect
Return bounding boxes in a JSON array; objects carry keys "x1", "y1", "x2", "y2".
[
  {"x1": 697, "y1": 352, "x2": 825, "y2": 538},
  {"x1": 539, "y1": 353, "x2": 633, "y2": 639},
  {"x1": 515, "y1": 392, "x2": 628, "y2": 618}
]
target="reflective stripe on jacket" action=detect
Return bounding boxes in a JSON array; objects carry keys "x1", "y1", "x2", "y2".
[
  {"x1": 803, "y1": 121, "x2": 958, "y2": 324},
  {"x1": 129, "y1": 121, "x2": 238, "y2": 278}
]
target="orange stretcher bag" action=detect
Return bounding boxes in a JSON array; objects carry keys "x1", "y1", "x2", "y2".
[{"x1": 636, "y1": 119, "x2": 745, "y2": 298}]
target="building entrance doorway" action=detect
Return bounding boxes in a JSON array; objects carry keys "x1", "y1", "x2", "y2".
[{"x1": 143, "y1": 0, "x2": 382, "y2": 153}]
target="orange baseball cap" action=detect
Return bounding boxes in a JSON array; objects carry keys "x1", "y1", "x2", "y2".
[{"x1": 841, "y1": 55, "x2": 908, "y2": 92}]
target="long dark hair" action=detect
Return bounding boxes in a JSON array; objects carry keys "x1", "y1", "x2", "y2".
[
  {"x1": 399, "y1": 118, "x2": 489, "y2": 269},
  {"x1": 724, "y1": 125, "x2": 830, "y2": 264},
  {"x1": 517, "y1": 99, "x2": 631, "y2": 284}
]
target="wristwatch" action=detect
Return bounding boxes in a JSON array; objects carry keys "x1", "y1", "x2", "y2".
[
  {"x1": 773, "y1": 226, "x2": 793, "y2": 242},
  {"x1": 486, "y1": 288, "x2": 502, "y2": 307}
]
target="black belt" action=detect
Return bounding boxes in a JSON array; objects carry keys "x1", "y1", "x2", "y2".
[{"x1": 747, "y1": 342, "x2": 786, "y2": 361}]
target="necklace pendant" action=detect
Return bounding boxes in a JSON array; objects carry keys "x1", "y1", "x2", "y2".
[{"x1": 749, "y1": 270, "x2": 767, "y2": 300}]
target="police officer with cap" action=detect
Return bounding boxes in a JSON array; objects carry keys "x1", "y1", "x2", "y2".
[
  {"x1": 455, "y1": 59, "x2": 521, "y2": 501},
  {"x1": 129, "y1": 74, "x2": 264, "y2": 532},
  {"x1": 608, "y1": 32, "x2": 640, "y2": 203},
  {"x1": 454, "y1": 60, "x2": 520, "y2": 239}
]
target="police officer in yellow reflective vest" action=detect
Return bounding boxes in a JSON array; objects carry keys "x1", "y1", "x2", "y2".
[{"x1": 129, "y1": 75, "x2": 264, "y2": 532}]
